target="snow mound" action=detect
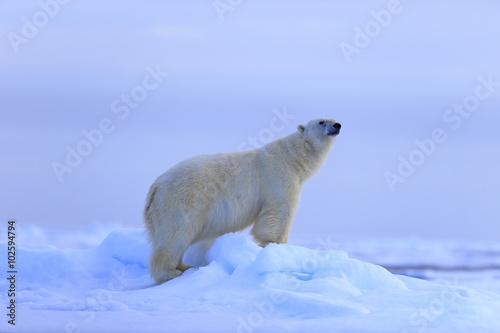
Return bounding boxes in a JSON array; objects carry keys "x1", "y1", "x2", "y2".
[{"x1": 2, "y1": 229, "x2": 500, "y2": 332}]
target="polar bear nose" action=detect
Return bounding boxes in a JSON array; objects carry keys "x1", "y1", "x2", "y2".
[{"x1": 333, "y1": 123, "x2": 341, "y2": 129}]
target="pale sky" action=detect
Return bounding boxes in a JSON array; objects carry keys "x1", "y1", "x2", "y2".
[{"x1": 1, "y1": 0, "x2": 500, "y2": 241}]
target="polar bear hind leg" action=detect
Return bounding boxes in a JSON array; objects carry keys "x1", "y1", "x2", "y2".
[
  {"x1": 148, "y1": 222, "x2": 197, "y2": 283},
  {"x1": 149, "y1": 241, "x2": 196, "y2": 283},
  {"x1": 176, "y1": 262, "x2": 194, "y2": 272},
  {"x1": 149, "y1": 247, "x2": 183, "y2": 283}
]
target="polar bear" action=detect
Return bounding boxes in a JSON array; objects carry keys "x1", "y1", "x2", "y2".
[{"x1": 144, "y1": 118, "x2": 341, "y2": 283}]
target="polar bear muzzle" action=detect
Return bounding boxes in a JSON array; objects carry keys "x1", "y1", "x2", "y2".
[{"x1": 327, "y1": 122, "x2": 342, "y2": 136}]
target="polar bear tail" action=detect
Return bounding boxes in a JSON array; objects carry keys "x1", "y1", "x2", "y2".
[{"x1": 143, "y1": 184, "x2": 158, "y2": 243}]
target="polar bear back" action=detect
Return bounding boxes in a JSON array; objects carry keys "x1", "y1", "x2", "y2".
[{"x1": 149, "y1": 150, "x2": 264, "y2": 242}]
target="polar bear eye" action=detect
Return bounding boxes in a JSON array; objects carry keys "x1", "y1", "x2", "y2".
[{"x1": 319, "y1": 121, "x2": 324, "y2": 125}]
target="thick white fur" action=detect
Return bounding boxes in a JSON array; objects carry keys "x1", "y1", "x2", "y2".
[{"x1": 144, "y1": 118, "x2": 340, "y2": 283}]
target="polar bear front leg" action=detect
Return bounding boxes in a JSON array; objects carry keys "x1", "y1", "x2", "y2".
[{"x1": 250, "y1": 203, "x2": 296, "y2": 247}]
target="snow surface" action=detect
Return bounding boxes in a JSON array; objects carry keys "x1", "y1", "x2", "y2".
[
  {"x1": 2, "y1": 0, "x2": 500, "y2": 242},
  {"x1": 2, "y1": 228, "x2": 500, "y2": 333}
]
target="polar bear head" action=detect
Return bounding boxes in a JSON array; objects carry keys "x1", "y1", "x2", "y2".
[
  {"x1": 286, "y1": 118, "x2": 341, "y2": 179},
  {"x1": 297, "y1": 118, "x2": 341, "y2": 144}
]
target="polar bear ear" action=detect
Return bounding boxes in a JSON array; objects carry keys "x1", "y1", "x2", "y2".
[{"x1": 297, "y1": 124, "x2": 305, "y2": 133}]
